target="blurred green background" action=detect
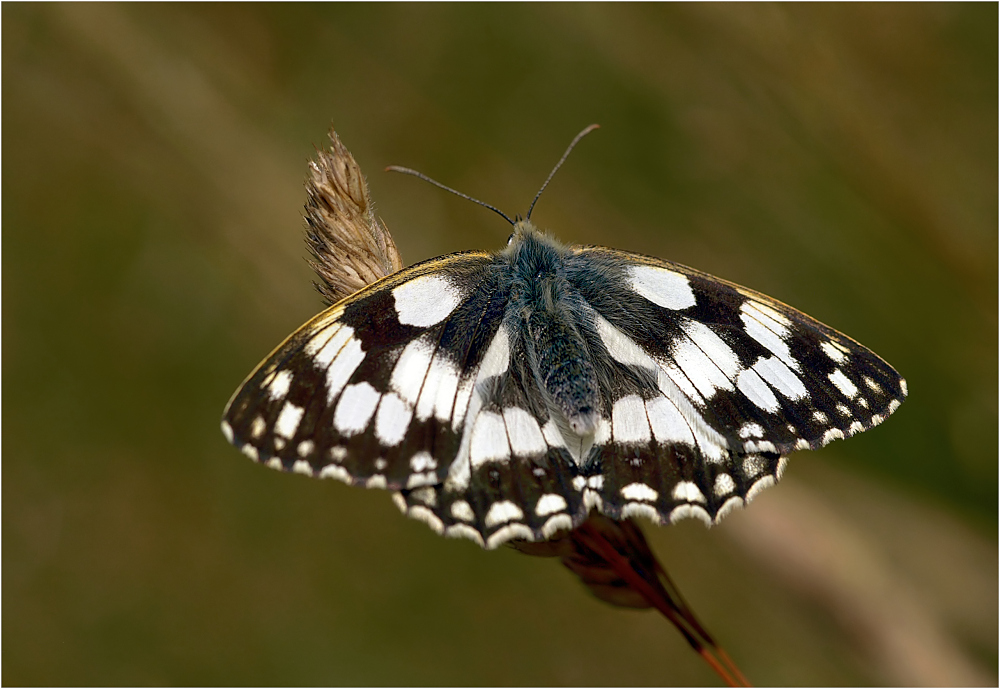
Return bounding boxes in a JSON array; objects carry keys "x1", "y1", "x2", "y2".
[{"x1": 4, "y1": 4, "x2": 996, "y2": 686}]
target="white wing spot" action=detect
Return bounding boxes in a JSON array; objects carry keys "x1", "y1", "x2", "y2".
[
  {"x1": 863, "y1": 376, "x2": 882, "y2": 393},
  {"x1": 627, "y1": 265, "x2": 697, "y2": 310},
  {"x1": 595, "y1": 314, "x2": 658, "y2": 370},
  {"x1": 470, "y1": 411, "x2": 511, "y2": 468},
  {"x1": 836, "y1": 403, "x2": 851, "y2": 417},
  {"x1": 821, "y1": 428, "x2": 845, "y2": 445},
  {"x1": 409, "y1": 487, "x2": 437, "y2": 507},
  {"x1": 583, "y1": 489, "x2": 603, "y2": 512},
  {"x1": 325, "y1": 332, "x2": 367, "y2": 405},
  {"x1": 503, "y1": 407, "x2": 547, "y2": 456},
  {"x1": 220, "y1": 420, "x2": 234, "y2": 443},
  {"x1": 716, "y1": 496, "x2": 744, "y2": 522},
  {"x1": 820, "y1": 341, "x2": 848, "y2": 363},
  {"x1": 736, "y1": 368, "x2": 780, "y2": 412},
  {"x1": 241, "y1": 444, "x2": 259, "y2": 461},
  {"x1": 621, "y1": 482, "x2": 658, "y2": 502},
  {"x1": 848, "y1": 421, "x2": 865, "y2": 436},
  {"x1": 714, "y1": 473, "x2": 736, "y2": 497},
  {"x1": 669, "y1": 504, "x2": 711, "y2": 527},
  {"x1": 266, "y1": 370, "x2": 293, "y2": 401},
  {"x1": 375, "y1": 392, "x2": 413, "y2": 447},
  {"x1": 273, "y1": 437, "x2": 286, "y2": 451},
  {"x1": 681, "y1": 319, "x2": 742, "y2": 378},
  {"x1": 672, "y1": 333, "x2": 735, "y2": 399},
  {"x1": 888, "y1": 399, "x2": 901, "y2": 413},
  {"x1": 541, "y1": 418, "x2": 567, "y2": 448},
  {"x1": 410, "y1": 452, "x2": 437, "y2": 472},
  {"x1": 319, "y1": 464, "x2": 352, "y2": 483},
  {"x1": 645, "y1": 397, "x2": 696, "y2": 446},
  {"x1": 742, "y1": 455, "x2": 765, "y2": 478},
  {"x1": 621, "y1": 502, "x2": 660, "y2": 524},
  {"x1": 745, "y1": 440, "x2": 777, "y2": 454},
  {"x1": 740, "y1": 303, "x2": 800, "y2": 371},
  {"x1": 405, "y1": 472, "x2": 437, "y2": 489},
  {"x1": 484, "y1": 500, "x2": 524, "y2": 528},
  {"x1": 334, "y1": 382, "x2": 381, "y2": 436},
  {"x1": 813, "y1": 410, "x2": 828, "y2": 424},
  {"x1": 612, "y1": 395, "x2": 651, "y2": 444},
  {"x1": 738, "y1": 422, "x2": 765, "y2": 439},
  {"x1": 776, "y1": 457, "x2": 789, "y2": 479},
  {"x1": 535, "y1": 493, "x2": 568, "y2": 517},
  {"x1": 753, "y1": 356, "x2": 808, "y2": 400},
  {"x1": 450, "y1": 500, "x2": 475, "y2": 522},
  {"x1": 417, "y1": 355, "x2": 460, "y2": 422},
  {"x1": 746, "y1": 475, "x2": 776, "y2": 503},
  {"x1": 310, "y1": 324, "x2": 346, "y2": 368},
  {"x1": 672, "y1": 481, "x2": 706, "y2": 503},
  {"x1": 593, "y1": 417, "x2": 612, "y2": 445},
  {"x1": 478, "y1": 325, "x2": 511, "y2": 380},
  {"x1": 445, "y1": 523, "x2": 484, "y2": 547},
  {"x1": 392, "y1": 274, "x2": 463, "y2": 327},
  {"x1": 365, "y1": 474, "x2": 387, "y2": 489},
  {"x1": 250, "y1": 415, "x2": 267, "y2": 439},
  {"x1": 275, "y1": 402, "x2": 304, "y2": 439},
  {"x1": 329, "y1": 446, "x2": 348, "y2": 462},
  {"x1": 795, "y1": 438, "x2": 810, "y2": 450},
  {"x1": 655, "y1": 369, "x2": 728, "y2": 462},
  {"x1": 297, "y1": 440, "x2": 315, "y2": 457},
  {"x1": 291, "y1": 459, "x2": 313, "y2": 476},
  {"x1": 899, "y1": 379, "x2": 908, "y2": 396},
  {"x1": 265, "y1": 457, "x2": 282, "y2": 470},
  {"x1": 486, "y1": 523, "x2": 533, "y2": 550},
  {"x1": 541, "y1": 514, "x2": 574, "y2": 539},
  {"x1": 407, "y1": 506, "x2": 444, "y2": 534},
  {"x1": 829, "y1": 369, "x2": 859, "y2": 399},
  {"x1": 390, "y1": 337, "x2": 436, "y2": 407}
]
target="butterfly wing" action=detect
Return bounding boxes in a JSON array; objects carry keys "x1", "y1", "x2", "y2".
[
  {"x1": 557, "y1": 245, "x2": 907, "y2": 525},
  {"x1": 222, "y1": 250, "x2": 510, "y2": 491}
]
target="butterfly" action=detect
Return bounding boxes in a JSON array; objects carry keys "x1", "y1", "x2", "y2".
[{"x1": 221, "y1": 127, "x2": 906, "y2": 550}]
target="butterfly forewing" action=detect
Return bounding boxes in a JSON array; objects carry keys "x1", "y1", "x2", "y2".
[
  {"x1": 569, "y1": 246, "x2": 906, "y2": 450},
  {"x1": 222, "y1": 251, "x2": 500, "y2": 488}
]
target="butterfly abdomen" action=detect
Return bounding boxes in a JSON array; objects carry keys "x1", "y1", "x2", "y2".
[{"x1": 507, "y1": 223, "x2": 603, "y2": 436}]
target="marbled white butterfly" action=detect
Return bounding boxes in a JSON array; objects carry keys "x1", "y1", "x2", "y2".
[{"x1": 221, "y1": 127, "x2": 906, "y2": 551}]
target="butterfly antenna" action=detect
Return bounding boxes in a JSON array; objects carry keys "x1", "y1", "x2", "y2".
[
  {"x1": 385, "y1": 165, "x2": 515, "y2": 226},
  {"x1": 526, "y1": 124, "x2": 600, "y2": 221}
]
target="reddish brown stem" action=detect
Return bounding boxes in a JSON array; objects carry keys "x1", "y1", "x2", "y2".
[{"x1": 574, "y1": 522, "x2": 750, "y2": 687}]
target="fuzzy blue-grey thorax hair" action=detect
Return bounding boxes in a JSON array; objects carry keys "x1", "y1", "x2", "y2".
[{"x1": 502, "y1": 221, "x2": 603, "y2": 436}]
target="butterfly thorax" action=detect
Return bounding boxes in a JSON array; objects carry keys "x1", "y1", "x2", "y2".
[{"x1": 504, "y1": 221, "x2": 603, "y2": 436}]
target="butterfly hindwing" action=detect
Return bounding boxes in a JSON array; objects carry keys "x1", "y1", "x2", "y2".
[{"x1": 396, "y1": 331, "x2": 589, "y2": 547}]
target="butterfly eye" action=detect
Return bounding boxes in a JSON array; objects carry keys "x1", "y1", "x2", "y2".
[{"x1": 507, "y1": 232, "x2": 515, "y2": 246}]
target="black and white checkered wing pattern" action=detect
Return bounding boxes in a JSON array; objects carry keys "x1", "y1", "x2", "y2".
[
  {"x1": 223, "y1": 231, "x2": 906, "y2": 550},
  {"x1": 557, "y1": 246, "x2": 907, "y2": 526},
  {"x1": 222, "y1": 251, "x2": 504, "y2": 493}
]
